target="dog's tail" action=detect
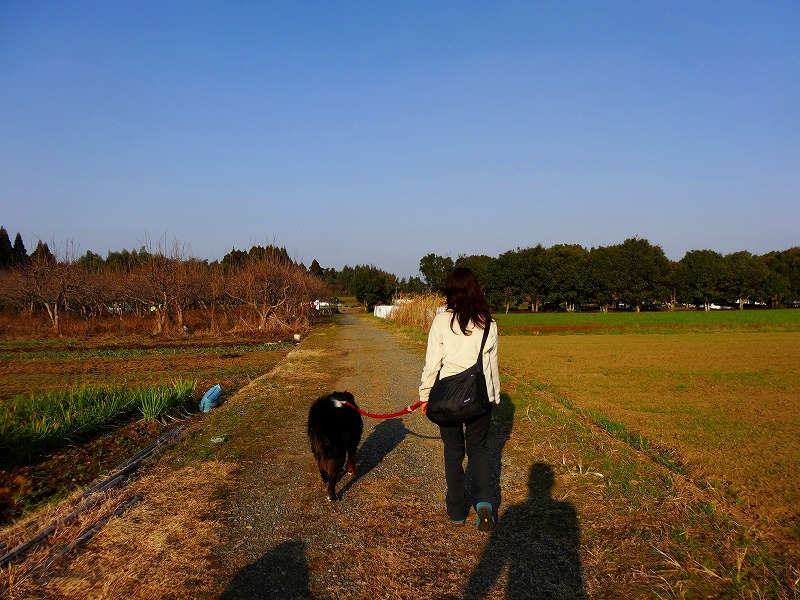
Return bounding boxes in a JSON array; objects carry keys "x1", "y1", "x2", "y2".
[
  {"x1": 319, "y1": 456, "x2": 340, "y2": 480},
  {"x1": 310, "y1": 434, "x2": 343, "y2": 477}
]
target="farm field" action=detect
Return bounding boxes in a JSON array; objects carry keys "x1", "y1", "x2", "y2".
[
  {"x1": 495, "y1": 307, "x2": 800, "y2": 335},
  {"x1": 0, "y1": 337, "x2": 292, "y2": 523},
  {"x1": 2, "y1": 312, "x2": 799, "y2": 597},
  {"x1": 496, "y1": 311, "x2": 800, "y2": 552}
]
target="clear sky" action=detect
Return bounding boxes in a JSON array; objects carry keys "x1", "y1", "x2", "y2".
[{"x1": 1, "y1": 1, "x2": 798, "y2": 278}]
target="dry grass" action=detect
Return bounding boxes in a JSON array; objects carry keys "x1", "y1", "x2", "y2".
[
  {"x1": 502, "y1": 332, "x2": 800, "y2": 547},
  {"x1": 387, "y1": 293, "x2": 445, "y2": 330},
  {"x1": 497, "y1": 377, "x2": 799, "y2": 598},
  {"x1": 1, "y1": 459, "x2": 237, "y2": 599}
]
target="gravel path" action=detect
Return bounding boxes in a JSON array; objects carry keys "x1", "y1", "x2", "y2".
[{"x1": 214, "y1": 314, "x2": 516, "y2": 600}]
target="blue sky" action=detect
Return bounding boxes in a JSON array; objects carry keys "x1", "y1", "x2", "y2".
[{"x1": 1, "y1": 1, "x2": 798, "y2": 278}]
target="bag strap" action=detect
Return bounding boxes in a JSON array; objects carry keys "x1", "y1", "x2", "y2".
[
  {"x1": 475, "y1": 320, "x2": 492, "y2": 374},
  {"x1": 434, "y1": 319, "x2": 493, "y2": 382}
]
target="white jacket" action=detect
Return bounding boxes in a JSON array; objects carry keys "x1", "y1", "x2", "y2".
[{"x1": 419, "y1": 310, "x2": 500, "y2": 404}]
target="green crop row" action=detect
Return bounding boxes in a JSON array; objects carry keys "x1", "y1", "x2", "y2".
[{"x1": 0, "y1": 380, "x2": 196, "y2": 461}]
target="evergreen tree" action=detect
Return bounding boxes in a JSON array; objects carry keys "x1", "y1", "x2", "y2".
[
  {"x1": 31, "y1": 240, "x2": 56, "y2": 263},
  {"x1": 0, "y1": 227, "x2": 12, "y2": 268},
  {"x1": 308, "y1": 259, "x2": 324, "y2": 279},
  {"x1": 12, "y1": 232, "x2": 29, "y2": 266}
]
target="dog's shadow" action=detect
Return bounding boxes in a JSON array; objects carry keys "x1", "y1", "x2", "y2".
[{"x1": 338, "y1": 418, "x2": 408, "y2": 498}]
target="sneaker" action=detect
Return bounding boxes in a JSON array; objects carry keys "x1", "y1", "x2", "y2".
[
  {"x1": 475, "y1": 502, "x2": 495, "y2": 532},
  {"x1": 451, "y1": 518, "x2": 466, "y2": 526}
]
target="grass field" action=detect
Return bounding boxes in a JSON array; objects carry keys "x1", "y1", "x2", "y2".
[
  {"x1": 495, "y1": 307, "x2": 800, "y2": 335},
  {"x1": 495, "y1": 310, "x2": 800, "y2": 553}
]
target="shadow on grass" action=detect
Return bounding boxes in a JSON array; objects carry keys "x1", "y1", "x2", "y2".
[
  {"x1": 221, "y1": 539, "x2": 310, "y2": 600},
  {"x1": 465, "y1": 462, "x2": 587, "y2": 600},
  {"x1": 462, "y1": 392, "x2": 515, "y2": 511},
  {"x1": 338, "y1": 417, "x2": 408, "y2": 499},
  {"x1": 491, "y1": 392, "x2": 515, "y2": 510}
]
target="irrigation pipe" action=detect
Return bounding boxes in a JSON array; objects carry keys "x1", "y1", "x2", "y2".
[
  {"x1": 0, "y1": 425, "x2": 185, "y2": 568},
  {"x1": 81, "y1": 425, "x2": 186, "y2": 497},
  {"x1": 0, "y1": 494, "x2": 105, "y2": 569},
  {"x1": 29, "y1": 496, "x2": 142, "y2": 577}
]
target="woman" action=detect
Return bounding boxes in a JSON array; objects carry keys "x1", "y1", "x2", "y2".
[{"x1": 419, "y1": 267, "x2": 500, "y2": 531}]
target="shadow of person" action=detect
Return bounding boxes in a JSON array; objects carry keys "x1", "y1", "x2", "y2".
[
  {"x1": 464, "y1": 392, "x2": 515, "y2": 512},
  {"x1": 221, "y1": 540, "x2": 310, "y2": 599},
  {"x1": 489, "y1": 392, "x2": 514, "y2": 509},
  {"x1": 464, "y1": 463, "x2": 587, "y2": 600},
  {"x1": 338, "y1": 417, "x2": 408, "y2": 498}
]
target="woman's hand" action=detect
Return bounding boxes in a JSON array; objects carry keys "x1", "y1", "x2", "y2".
[{"x1": 421, "y1": 401, "x2": 428, "y2": 415}]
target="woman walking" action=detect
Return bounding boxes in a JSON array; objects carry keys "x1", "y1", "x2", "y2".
[{"x1": 419, "y1": 267, "x2": 500, "y2": 531}]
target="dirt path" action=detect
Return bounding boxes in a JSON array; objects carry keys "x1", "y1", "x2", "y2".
[{"x1": 215, "y1": 313, "x2": 523, "y2": 599}]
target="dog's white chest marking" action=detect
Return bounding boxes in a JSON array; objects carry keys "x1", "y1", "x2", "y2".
[{"x1": 331, "y1": 399, "x2": 343, "y2": 408}]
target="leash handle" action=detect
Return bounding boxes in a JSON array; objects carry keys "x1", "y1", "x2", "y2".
[{"x1": 343, "y1": 400, "x2": 425, "y2": 420}]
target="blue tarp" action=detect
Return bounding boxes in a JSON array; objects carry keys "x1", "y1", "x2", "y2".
[{"x1": 199, "y1": 384, "x2": 221, "y2": 412}]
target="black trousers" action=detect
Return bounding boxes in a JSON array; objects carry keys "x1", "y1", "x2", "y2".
[{"x1": 438, "y1": 408, "x2": 493, "y2": 521}]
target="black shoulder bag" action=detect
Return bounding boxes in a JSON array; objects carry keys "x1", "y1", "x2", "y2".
[{"x1": 425, "y1": 322, "x2": 492, "y2": 426}]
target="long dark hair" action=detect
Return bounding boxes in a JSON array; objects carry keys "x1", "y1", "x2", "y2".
[{"x1": 444, "y1": 267, "x2": 492, "y2": 335}]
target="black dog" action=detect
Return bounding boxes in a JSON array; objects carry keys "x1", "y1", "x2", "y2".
[{"x1": 307, "y1": 391, "x2": 364, "y2": 501}]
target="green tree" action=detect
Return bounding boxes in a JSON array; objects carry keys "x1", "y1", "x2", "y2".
[
  {"x1": 587, "y1": 245, "x2": 619, "y2": 311},
  {"x1": 722, "y1": 251, "x2": 769, "y2": 309},
  {"x1": 30, "y1": 240, "x2": 55, "y2": 264},
  {"x1": 308, "y1": 259, "x2": 324, "y2": 279},
  {"x1": 762, "y1": 248, "x2": 800, "y2": 307},
  {"x1": 397, "y1": 276, "x2": 427, "y2": 294},
  {"x1": 419, "y1": 253, "x2": 454, "y2": 292},
  {"x1": 0, "y1": 227, "x2": 12, "y2": 269},
  {"x1": 541, "y1": 244, "x2": 589, "y2": 311},
  {"x1": 678, "y1": 249, "x2": 725, "y2": 310},
  {"x1": 486, "y1": 250, "x2": 526, "y2": 313},
  {"x1": 78, "y1": 250, "x2": 105, "y2": 271},
  {"x1": 665, "y1": 261, "x2": 684, "y2": 310},
  {"x1": 614, "y1": 237, "x2": 671, "y2": 311},
  {"x1": 510, "y1": 246, "x2": 546, "y2": 312},
  {"x1": 337, "y1": 265, "x2": 355, "y2": 295},
  {"x1": 349, "y1": 264, "x2": 397, "y2": 309},
  {"x1": 106, "y1": 247, "x2": 147, "y2": 272},
  {"x1": 220, "y1": 247, "x2": 249, "y2": 272},
  {"x1": 455, "y1": 254, "x2": 496, "y2": 291},
  {"x1": 12, "y1": 233, "x2": 29, "y2": 267}
]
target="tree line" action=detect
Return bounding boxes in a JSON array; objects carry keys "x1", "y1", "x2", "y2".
[
  {"x1": 0, "y1": 229, "x2": 327, "y2": 335},
  {"x1": 1, "y1": 227, "x2": 798, "y2": 336},
  {"x1": 313, "y1": 238, "x2": 799, "y2": 313},
  {"x1": 417, "y1": 238, "x2": 800, "y2": 312}
]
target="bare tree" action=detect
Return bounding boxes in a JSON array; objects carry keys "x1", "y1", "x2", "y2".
[
  {"x1": 197, "y1": 262, "x2": 227, "y2": 334},
  {"x1": 19, "y1": 240, "x2": 79, "y2": 333},
  {"x1": 126, "y1": 236, "x2": 190, "y2": 335},
  {"x1": 172, "y1": 257, "x2": 207, "y2": 332},
  {"x1": 0, "y1": 267, "x2": 29, "y2": 312},
  {"x1": 226, "y1": 255, "x2": 324, "y2": 334}
]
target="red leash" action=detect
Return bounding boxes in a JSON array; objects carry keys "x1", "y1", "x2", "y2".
[{"x1": 343, "y1": 400, "x2": 425, "y2": 420}]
